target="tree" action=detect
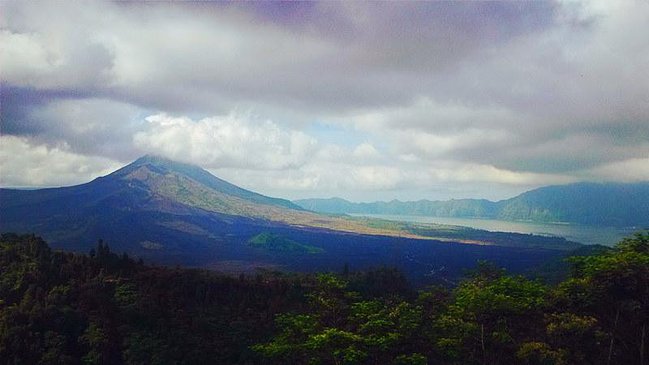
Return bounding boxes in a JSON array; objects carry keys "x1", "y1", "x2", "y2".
[
  {"x1": 555, "y1": 231, "x2": 649, "y2": 364},
  {"x1": 436, "y1": 268, "x2": 547, "y2": 364}
]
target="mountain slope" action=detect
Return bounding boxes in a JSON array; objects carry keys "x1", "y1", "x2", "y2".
[
  {"x1": 0, "y1": 155, "x2": 578, "y2": 285},
  {"x1": 495, "y1": 183, "x2": 649, "y2": 226},
  {"x1": 0, "y1": 155, "x2": 421, "y2": 241},
  {"x1": 295, "y1": 182, "x2": 649, "y2": 226},
  {"x1": 109, "y1": 155, "x2": 303, "y2": 210}
]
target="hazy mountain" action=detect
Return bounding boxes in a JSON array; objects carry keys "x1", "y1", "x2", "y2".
[
  {"x1": 495, "y1": 183, "x2": 649, "y2": 226},
  {"x1": 295, "y1": 182, "x2": 649, "y2": 227},
  {"x1": 0, "y1": 155, "x2": 578, "y2": 285},
  {"x1": 295, "y1": 198, "x2": 497, "y2": 217}
]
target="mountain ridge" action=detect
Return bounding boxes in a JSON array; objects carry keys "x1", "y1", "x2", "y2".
[
  {"x1": 102, "y1": 154, "x2": 304, "y2": 211},
  {"x1": 0, "y1": 155, "x2": 581, "y2": 285},
  {"x1": 295, "y1": 182, "x2": 649, "y2": 227},
  {"x1": 0, "y1": 155, "x2": 446, "y2": 251},
  {"x1": 0, "y1": 155, "x2": 423, "y2": 240}
]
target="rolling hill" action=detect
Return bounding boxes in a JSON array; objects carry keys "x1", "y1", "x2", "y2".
[
  {"x1": 0, "y1": 155, "x2": 579, "y2": 285},
  {"x1": 295, "y1": 182, "x2": 649, "y2": 227}
]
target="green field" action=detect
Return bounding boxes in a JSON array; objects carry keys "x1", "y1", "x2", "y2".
[{"x1": 248, "y1": 232, "x2": 324, "y2": 254}]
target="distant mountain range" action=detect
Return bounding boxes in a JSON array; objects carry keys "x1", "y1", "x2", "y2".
[
  {"x1": 295, "y1": 182, "x2": 649, "y2": 227},
  {"x1": 0, "y1": 155, "x2": 582, "y2": 285}
]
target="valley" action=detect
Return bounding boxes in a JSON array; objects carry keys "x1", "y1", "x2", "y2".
[
  {"x1": 3, "y1": 2, "x2": 648, "y2": 363},
  {"x1": 0, "y1": 155, "x2": 580, "y2": 286}
]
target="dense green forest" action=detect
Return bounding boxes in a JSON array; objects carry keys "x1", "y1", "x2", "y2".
[{"x1": 1, "y1": 232, "x2": 647, "y2": 364}]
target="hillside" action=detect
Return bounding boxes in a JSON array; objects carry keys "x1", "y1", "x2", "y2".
[
  {"x1": 1, "y1": 232, "x2": 646, "y2": 364},
  {"x1": 0, "y1": 155, "x2": 578, "y2": 285},
  {"x1": 0, "y1": 155, "x2": 434, "y2": 243},
  {"x1": 295, "y1": 182, "x2": 649, "y2": 226},
  {"x1": 496, "y1": 182, "x2": 649, "y2": 225},
  {"x1": 109, "y1": 155, "x2": 304, "y2": 211}
]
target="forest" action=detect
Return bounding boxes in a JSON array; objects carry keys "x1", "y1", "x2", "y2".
[{"x1": 0, "y1": 232, "x2": 647, "y2": 365}]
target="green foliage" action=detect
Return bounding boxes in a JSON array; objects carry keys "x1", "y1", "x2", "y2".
[
  {"x1": 453, "y1": 275, "x2": 547, "y2": 317},
  {"x1": 393, "y1": 353, "x2": 427, "y2": 365},
  {"x1": 113, "y1": 282, "x2": 138, "y2": 308},
  {"x1": 254, "y1": 271, "x2": 426, "y2": 364},
  {"x1": 516, "y1": 341, "x2": 566, "y2": 365},
  {"x1": 255, "y1": 231, "x2": 649, "y2": 365},
  {"x1": 0, "y1": 233, "x2": 311, "y2": 364},
  {"x1": 551, "y1": 231, "x2": 649, "y2": 364},
  {"x1": 79, "y1": 322, "x2": 108, "y2": 364},
  {"x1": 248, "y1": 232, "x2": 324, "y2": 254},
  {"x1": 434, "y1": 270, "x2": 547, "y2": 364},
  {"x1": 2, "y1": 231, "x2": 648, "y2": 364}
]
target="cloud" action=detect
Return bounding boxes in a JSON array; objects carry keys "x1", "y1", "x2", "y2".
[
  {"x1": 133, "y1": 113, "x2": 318, "y2": 170},
  {"x1": 582, "y1": 158, "x2": 649, "y2": 182},
  {"x1": 0, "y1": 1, "x2": 561, "y2": 115},
  {"x1": 1, "y1": 1, "x2": 648, "y2": 200},
  {"x1": 0, "y1": 136, "x2": 120, "y2": 187},
  {"x1": 1, "y1": 95, "x2": 146, "y2": 160},
  {"x1": 0, "y1": 114, "x2": 582, "y2": 201},
  {"x1": 0, "y1": 2, "x2": 114, "y2": 91},
  {"x1": 352, "y1": 143, "x2": 381, "y2": 160}
]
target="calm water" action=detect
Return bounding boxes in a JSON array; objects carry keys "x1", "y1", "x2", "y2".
[{"x1": 352, "y1": 214, "x2": 640, "y2": 246}]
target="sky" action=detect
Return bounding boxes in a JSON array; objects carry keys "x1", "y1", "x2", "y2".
[{"x1": 1, "y1": 1, "x2": 648, "y2": 202}]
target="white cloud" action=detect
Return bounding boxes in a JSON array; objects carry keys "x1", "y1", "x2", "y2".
[
  {"x1": 351, "y1": 166, "x2": 402, "y2": 190},
  {"x1": 133, "y1": 113, "x2": 318, "y2": 170},
  {"x1": 1, "y1": 1, "x2": 648, "y2": 200},
  {"x1": 0, "y1": 136, "x2": 120, "y2": 187},
  {"x1": 0, "y1": 30, "x2": 54, "y2": 87},
  {"x1": 0, "y1": 1, "x2": 114, "y2": 91},
  {"x1": 583, "y1": 158, "x2": 649, "y2": 182},
  {"x1": 0, "y1": 126, "x2": 581, "y2": 201},
  {"x1": 426, "y1": 163, "x2": 575, "y2": 186}
]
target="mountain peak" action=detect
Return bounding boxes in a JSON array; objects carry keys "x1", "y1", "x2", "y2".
[
  {"x1": 130, "y1": 154, "x2": 196, "y2": 171},
  {"x1": 132, "y1": 154, "x2": 171, "y2": 165},
  {"x1": 110, "y1": 155, "x2": 304, "y2": 211}
]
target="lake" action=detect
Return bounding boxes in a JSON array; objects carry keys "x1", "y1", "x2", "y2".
[{"x1": 351, "y1": 214, "x2": 639, "y2": 246}]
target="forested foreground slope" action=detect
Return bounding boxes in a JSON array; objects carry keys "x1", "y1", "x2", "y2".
[{"x1": 1, "y1": 232, "x2": 647, "y2": 364}]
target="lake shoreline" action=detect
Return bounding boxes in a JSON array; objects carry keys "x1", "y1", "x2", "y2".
[{"x1": 349, "y1": 213, "x2": 638, "y2": 246}]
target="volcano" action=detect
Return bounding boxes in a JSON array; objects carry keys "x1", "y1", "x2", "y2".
[{"x1": 0, "y1": 155, "x2": 571, "y2": 285}]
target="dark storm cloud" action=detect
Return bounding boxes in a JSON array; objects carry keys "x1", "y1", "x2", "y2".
[
  {"x1": 0, "y1": 1, "x2": 561, "y2": 117},
  {"x1": 1, "y1": 86, "x2": 52, "y2": 135},
  {"x1": 0, "y1": 86, "x2": 105, "y2": 135}
]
